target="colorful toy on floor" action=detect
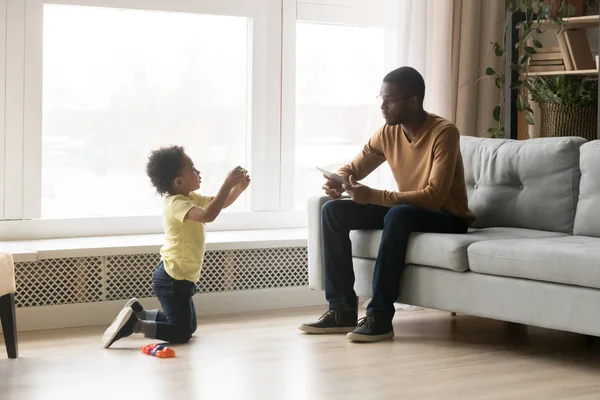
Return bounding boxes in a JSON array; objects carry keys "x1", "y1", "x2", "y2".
[{"x1": 141, "y1": 344, "x2": 176, "y2": 358}]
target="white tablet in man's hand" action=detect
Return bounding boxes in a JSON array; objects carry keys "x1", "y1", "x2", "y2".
[{"x1": 316, "y1": 167, "x2": 347, "y2": 185}]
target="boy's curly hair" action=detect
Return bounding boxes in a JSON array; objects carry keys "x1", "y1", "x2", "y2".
[{"x1": 146, "y1": 145, "x2": 186, "y2": 195}]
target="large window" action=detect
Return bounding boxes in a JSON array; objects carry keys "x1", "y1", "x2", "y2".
[
  {"x1": 1, "y1": 0, "x2": 401, "y2": 238},
  {"x1": 42, "y1": 5, "x2": 250, "y2": 218},
  {"x1": 293, "y1": 22, "x2": 390, "y2": 210}
]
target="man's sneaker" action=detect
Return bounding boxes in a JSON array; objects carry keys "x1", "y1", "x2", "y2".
[
  {"x1": 298, "y1": 308, "x2": 357, "y2": 334},
  {"x1": 346, "y1": 315, "x2": 394, "y2": 343},
  {"x1": 124, "y1": 298, "x2": 144, "y2": 316},
  {"x1": 102, "y1": 307, "x2": 138, "y2": 348}
]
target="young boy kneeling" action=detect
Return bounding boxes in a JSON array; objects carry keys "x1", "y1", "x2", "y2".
[{"x1": 102, "y1": 145, "x2": 249, "y2": 348}]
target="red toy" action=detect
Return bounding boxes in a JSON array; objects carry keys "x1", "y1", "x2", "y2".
[{"x1": 141, "y1": 344, "x2": 176, "y2": 358}]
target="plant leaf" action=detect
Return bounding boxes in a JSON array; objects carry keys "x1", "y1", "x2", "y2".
[
  {"x1": 525, "y1": 46, "x2": 536, "y2": 54},
  {"x1": 493, "y1": 105, "x2": 501, "y2": 122},
  {"x1": 542, "y1": 4, "x2": 552, "y2": 15},
  {"x1": 525, "y1": 114, "x2": 535, "y2": 125},
  {"x1": 533, "y1": 40, "x2": 543, "y2": 48},
  {"x1": 493, "y1": 42, "x2": 504, "y2": 57},
  {"x1": 486, "y1": 67, "x2": 496, "y2": 76},
  {"x1": 510, "y1": 80, "x2": 523, "y2": 89},
  {"x1": 516, "y1": 96, "x2": 526, "y2": 112}
]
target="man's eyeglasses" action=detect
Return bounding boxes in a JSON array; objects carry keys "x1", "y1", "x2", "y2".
[{"x1": 376, "y1": 94, "x2": 405, "y2": 106}]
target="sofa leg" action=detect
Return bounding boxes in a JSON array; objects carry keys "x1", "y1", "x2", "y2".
[{"x1": 0, "y1": 293, "x2": 18, "y2": 359}]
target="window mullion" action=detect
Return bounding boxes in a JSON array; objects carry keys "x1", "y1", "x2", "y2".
[
  {"x1": 23, "y1": 0, "x2": 43, "y2": 219},
  {"x1": 4, "y1": 0, "x2": 25, "y2": 220},
  {"x1": 248, "y1": 1, "x2": 282, "y2": 211}
]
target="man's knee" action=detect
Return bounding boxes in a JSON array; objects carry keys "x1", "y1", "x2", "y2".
[
  {"x1": 383, "y1": 204, "x2": 420, "y2": 227},
  {"x1": 321, "y1": 199, "x2": 351, "y2": 223},
  {"x1": 322, "y1": 198, "x2": 342, "y2": 214}
]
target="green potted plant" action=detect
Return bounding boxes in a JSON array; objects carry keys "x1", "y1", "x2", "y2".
[
  {"x1": 529, "y1": 75, "x2": 598, "y2": 139},
  {"x1": 485, "y1": 0, "x2": 596, "y2": 138}
]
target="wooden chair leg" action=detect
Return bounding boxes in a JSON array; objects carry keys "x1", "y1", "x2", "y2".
[{"x1": 0, "y1": 293, "x2": 18, "y2": 359}]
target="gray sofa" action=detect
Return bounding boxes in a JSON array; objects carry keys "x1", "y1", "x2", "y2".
[{"x1": 307, "y1": 136, "x2": 600, "y2": 337}]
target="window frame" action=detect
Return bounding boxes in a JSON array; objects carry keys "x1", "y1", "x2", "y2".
[
  {"x1": 279, "y1": 0, "x2": 400, "y2": 210},
  {"x1": 1, "y1": 0, "x2": 402, "y2": 239},
  {"x1": 0, "y1": 1, "x2": 6, "y2": 221},
  {"x1": 3, "y1": 0, "x2": 284, "y2": 238}
]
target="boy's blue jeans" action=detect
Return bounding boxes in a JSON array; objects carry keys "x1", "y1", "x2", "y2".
[
  {"x1": 321, "y1": 199, "x2": 469, "y2": 322},
  {"x1": 151, "y1": 261, "x2": 197, "y2": 343}
]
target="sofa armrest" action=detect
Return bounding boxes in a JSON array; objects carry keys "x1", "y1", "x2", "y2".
[{"x1": 307, "y1": 195, "x2": 336, "y2": 290}]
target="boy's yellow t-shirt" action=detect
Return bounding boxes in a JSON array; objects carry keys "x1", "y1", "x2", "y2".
[{"x1": 160, "y1": 192, "x2": 213, "y2": 283}]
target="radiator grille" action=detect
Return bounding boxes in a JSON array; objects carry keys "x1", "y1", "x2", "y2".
[
  {"x1": 14, "y1": 247, "x2": 308, "y2": 308},
  {"x1": 15, "y1": 257, "x2": 103, "y2": 308}
]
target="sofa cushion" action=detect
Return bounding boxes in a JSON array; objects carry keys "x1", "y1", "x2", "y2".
[
  {"x1": 574, "y1": 141, "x2": 600, "y2": 237},
  {"x1": 350, "y1": 227, "x2": 566, "y2": 272},
  {"x1": 460, "y1": 136, "x2": 585, "y2": 233},
  {"x1": 468, "y1": 236, "x2": 600, "y2": 290}
]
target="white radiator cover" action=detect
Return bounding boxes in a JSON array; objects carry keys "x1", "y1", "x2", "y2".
[{"x1": 14, "y1": 247, "x2": 309, "y2": 308}]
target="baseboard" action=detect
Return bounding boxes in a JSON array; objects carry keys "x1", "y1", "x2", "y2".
[{"x1": 5, "y1": 286, "x2": 327, "y2": 333}]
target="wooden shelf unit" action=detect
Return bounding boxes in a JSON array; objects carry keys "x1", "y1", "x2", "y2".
[
  {"x1": 504, "y1": 10, "x2": 600, "y2": 140},
  {"x1": 527, "y1": 69, "x2": 597, "y2": 76},
  {"x1": 539, "y1": 15, "x2": 599, "y2": 28}
]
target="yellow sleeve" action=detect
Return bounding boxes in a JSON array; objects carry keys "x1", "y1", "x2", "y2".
[
  {"x1": 189, "y1": 192, "x2": 213, "y2": 208},
  {"x1": 168, "y1": 195, "x2": 196, "y2": 223}
]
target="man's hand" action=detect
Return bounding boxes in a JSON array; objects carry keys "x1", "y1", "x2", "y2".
[
  {"x1": 343, "y1": 176, "x2": 371, "y2": 204},
  {"x1": 321, "y1": 174, "x2": 345, "y2": 198}
]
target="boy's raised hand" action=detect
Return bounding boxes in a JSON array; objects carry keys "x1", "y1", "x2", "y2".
[
  {"x1": 223, "y1": 166, "x2": 247, "y2": 189},
  {"x1": 235, "y1": 174, "x2": 251, "y2": 192}
]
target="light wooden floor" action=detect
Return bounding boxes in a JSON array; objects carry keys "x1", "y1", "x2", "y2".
[{"x1": 2, "y1": 307, "x2": 600, "y2": 400}]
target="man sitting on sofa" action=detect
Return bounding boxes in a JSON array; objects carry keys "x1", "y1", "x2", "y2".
[{"x1": 299, "y1": 66, "x2": 475, "y2": 343}]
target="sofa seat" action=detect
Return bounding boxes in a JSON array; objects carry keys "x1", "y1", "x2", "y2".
[
  {"x1": 350, "y1": 227, "x2": 567, "y2": 272},
  {"x1": 468, "y1": 236, "x2": 600, "y2": 289}
]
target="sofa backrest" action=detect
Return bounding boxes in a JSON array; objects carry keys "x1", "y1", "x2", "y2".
[
  {"x1": 460, "y1": 136, "x2": 586, "y2": 233},
  {"x1": 574, "y1": 140, "x2": 600, "y2": 237}
]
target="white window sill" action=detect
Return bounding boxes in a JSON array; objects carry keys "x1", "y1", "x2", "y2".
[{"x1": 0, "y1": 228, "x2": 308, "y2": 263}]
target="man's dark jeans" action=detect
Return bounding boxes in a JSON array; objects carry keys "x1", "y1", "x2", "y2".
[
  {"x1": 151, "y1": 262, "x2": 197, "y2": 343},
  {"x1": 321, "y1": 199, "x2": 468, "y2": 322}
]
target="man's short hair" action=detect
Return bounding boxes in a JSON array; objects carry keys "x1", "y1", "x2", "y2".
[{"x1": 383, "y1": 66, "x2": 425, "y2": 106}]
